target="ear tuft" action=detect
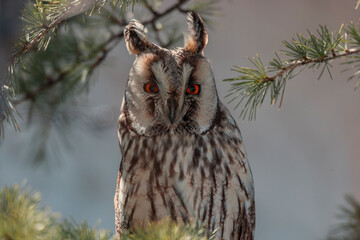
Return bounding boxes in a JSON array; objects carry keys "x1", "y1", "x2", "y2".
[
  {"x1": 124, "y1": 19, "x2": 152, "y2": 55},
  {"x1": 184, "y1": 11, "x2": 208, "y2": 55}
]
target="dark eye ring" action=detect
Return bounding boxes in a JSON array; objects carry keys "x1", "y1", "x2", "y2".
[
  {"x1": 186, "y1": 84, "x2": 201, "y2": 95},
  {"x1": 144, "y1": 83, "x2": 159, "y2": 94}
]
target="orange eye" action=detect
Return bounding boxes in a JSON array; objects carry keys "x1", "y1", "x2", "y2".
[
  {"x1": 144, "y1": 83, "x2": 159, "y2": 94},
  {"x1": 186, "y1": 84, "x2": 201, "y2": 95}
]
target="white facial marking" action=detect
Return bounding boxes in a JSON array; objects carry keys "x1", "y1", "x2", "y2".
[
  {"x1": 192, "y1": 59, "x2": 218, "y2": 133},
  {"x1": 151, "y1": 61, "x2": 167, "y2": 87},
  {"x1": 182, "y1": 63, "x2": 193, "y2": 84}
]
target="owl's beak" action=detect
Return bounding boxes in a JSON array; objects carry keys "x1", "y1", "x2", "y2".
[{"x1": 167, "y1": 96, "x2": 177, "y2": 124}]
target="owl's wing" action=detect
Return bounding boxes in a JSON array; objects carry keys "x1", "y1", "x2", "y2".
[
  {"x1": 218, "y1": 104, "x2": 256, "y2": 239},
  {"x1": 114, "y1": 167, "x2": 122, "y2": 238}
]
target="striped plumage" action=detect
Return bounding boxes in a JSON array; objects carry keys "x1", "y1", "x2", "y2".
[{"x1": 115, "y1": 12, "x2": 255, "y2": 240}]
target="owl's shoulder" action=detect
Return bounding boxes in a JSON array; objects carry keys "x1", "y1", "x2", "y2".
[
  {"x1": 210, "y1": 102, "x2": 242, "y2": 136},
  {"x1": 208, "y1": 102, "x2": 254, "y2": 187}
]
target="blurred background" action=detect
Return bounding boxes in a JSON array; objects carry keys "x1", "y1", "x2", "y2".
[{"x1": 1, "y1": 0, "x2": 360, "y2": 239}]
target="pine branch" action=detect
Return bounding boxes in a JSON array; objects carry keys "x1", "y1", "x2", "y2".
[
  {"x1": 13, "y1": 0, "x2": 83, "y2": 63},
  {"x1": 11, "y1": 0, "x2": 138, "y2": 65},
  {"x1": 142, "y1": 0, "x2": 190, "y2": 25},
  {"x1": 9, "y1": 0, "x2": 181, "y2": 67},
  {"x1": 11, "y1": 6, "x2": 63, "y2": 64},
  {"x1": 326, "y1": 195, "x2": 360, "y2": 240},
  {"x1": 57, "y1": 218, "x2": 114, "y2": 240},
  {"x1": 120, "y1": 219, "x2": 215, "y2": 240},
  {"x1": 0, "y1": 183, "x2": 58, "y2": 239},
  {"x1": 261, "y1": 47, "x2": 360, "y2": 84},
  {"x1": 0, "y1": 183, "x2": 113, "y2": 239},
  {"x1": 225, "y1": 23, "x2": 360, "y2": 120}
]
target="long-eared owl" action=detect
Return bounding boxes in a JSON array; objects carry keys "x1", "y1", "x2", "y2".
[{"x1": 115, "y1": 12, "x2": 255, "y2": 240}]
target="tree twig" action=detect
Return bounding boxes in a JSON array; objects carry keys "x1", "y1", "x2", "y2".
[
  {"x1": 262, "y1": 47, "x2": 360, "y2": 83},
  {"x1": 10, "y1": 11, "x2": 67, "y2": 65}
]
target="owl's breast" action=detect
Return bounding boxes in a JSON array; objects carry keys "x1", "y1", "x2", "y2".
[{"x1": 117, "y1": 102, "x2": 254, "y2": 194}]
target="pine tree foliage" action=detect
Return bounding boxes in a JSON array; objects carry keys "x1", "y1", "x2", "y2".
[
  {"x1": 326, "y1": 195, "x2": 360, "y2": 240},
  {"x1": 0, "y1": 183, "x2": 114, "y2": 240},
  {"x1": 121, "y1": 219, "x2": 215, "y2": 240},
  {"x1": 0, "y1": 0, "x2": 218, "y2": 162},
  {"x1": 3, "y1": 183, "x2": 360, "y2": 240},
  {"x1": 225, "y1": 21, "x2": 360, "y2": 120},
  {"x1": 0, "y1": 183, "x2": 58, "y2": 240},
  {"x1": 11, "y1": 0, "x2": 136, "y2": 60},
  {"x1": 0, "y1": 184, "x2": 215, "y2": 240},
  {"x1": 57, "y1": 219, "x2": 114, "y2": 240},
  {"x1": 10, "y1": 20, "x2": 109, "y2": 163}
]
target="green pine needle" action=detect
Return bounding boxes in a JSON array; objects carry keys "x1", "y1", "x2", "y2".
[
  {"x1": 0, "y1": 184, "x2": 216, "y2": 240},
  {"x1": 225, "y1": 21, "x2": 360, "y2": 120},
  {"x1": 326, "y1": 195, "x2": 360, "y2": 240},
  {"x1": 121, "y1": 219, "x2": 216, "y2": 240},
  {"x1": 57, "y1": 219, "x2": 114, "y2": 240},
  {"x1": 0, "y1": 183, "x2": 59, "y2": 240}
]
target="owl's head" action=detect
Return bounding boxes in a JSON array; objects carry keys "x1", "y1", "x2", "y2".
[{"x1": 123, "y1": 12, "x2": 218, "y2": 136}]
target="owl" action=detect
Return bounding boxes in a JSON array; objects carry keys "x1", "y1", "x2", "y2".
[{"x1": 114, "y1": 12, "x2": 255, "y2": 240}]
